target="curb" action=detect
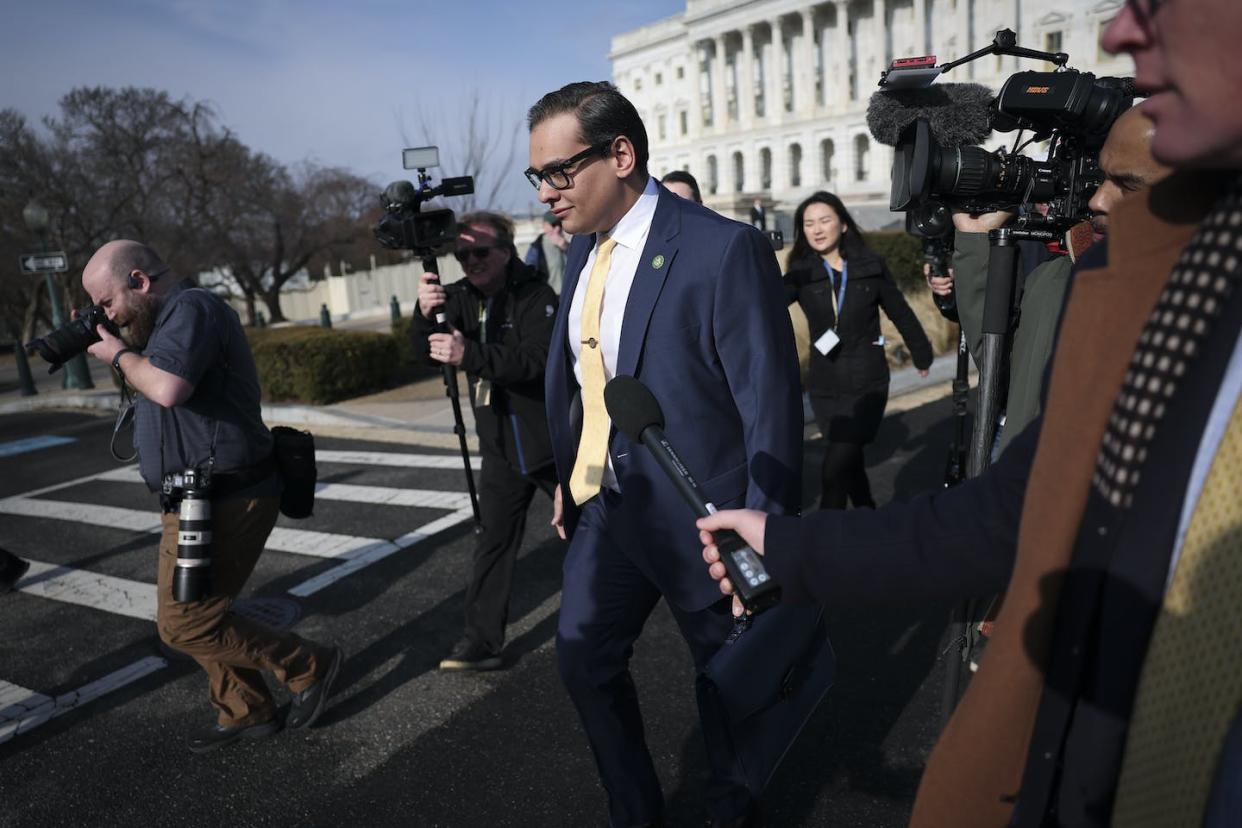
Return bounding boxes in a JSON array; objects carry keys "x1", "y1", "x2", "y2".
[{"x1": 1, "y1": 354, "x2": 967, "y2": 443}]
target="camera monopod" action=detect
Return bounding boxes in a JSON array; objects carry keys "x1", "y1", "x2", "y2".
[
  {"x1": 423, "y1": 256, "x2": 481, "y2": 531},
  {"x1": 376, "y1": 147, "x2": 482, "y2": 531},
  {"x1": 939, "y1": 221, "x2": 1063, "y2": 725}
]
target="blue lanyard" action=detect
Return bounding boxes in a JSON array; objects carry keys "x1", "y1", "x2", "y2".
[{"x1": 822, "y1": 260, "x2": 848, "y2": 325}]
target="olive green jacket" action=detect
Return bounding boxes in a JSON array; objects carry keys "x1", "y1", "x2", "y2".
[{"x1": 953, "y1": 232, "x2": 1073, "y2": 452}]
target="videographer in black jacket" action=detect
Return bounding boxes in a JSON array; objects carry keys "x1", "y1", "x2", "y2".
[{"x1": 412, "y1": 211, "x2": 559, "y2": 671}]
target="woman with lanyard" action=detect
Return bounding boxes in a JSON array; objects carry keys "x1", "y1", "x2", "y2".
[{"x1": 784, "y1": 191, "x2": 934, "y2": 510}]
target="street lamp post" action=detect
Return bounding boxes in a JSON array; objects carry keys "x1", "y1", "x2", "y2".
[{"x1": 22, "y1": 198, "x2": 93, "y2": 390}]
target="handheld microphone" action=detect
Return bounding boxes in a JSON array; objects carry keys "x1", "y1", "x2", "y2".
[
  {"x1": 603, "y1": 375, "x2": 782, "y2": 613},
  {"x1": 867, "y1": 83, "x2": 996, "y2": 148}
]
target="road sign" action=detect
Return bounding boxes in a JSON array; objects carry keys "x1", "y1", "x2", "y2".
[{"x1": 19, "y1": 252, "x2": 69, "y2": 274}]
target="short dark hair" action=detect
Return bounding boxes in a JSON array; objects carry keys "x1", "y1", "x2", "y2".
[
  {"x1": 789, "y1": 191, "x2": 871, "y2": 265},
  {"x1": 660, "y1": 170, "x2": 703, "y2": 203},
  {"x1": 527, "y1": 81, "x2": 649, "y2": 175}
]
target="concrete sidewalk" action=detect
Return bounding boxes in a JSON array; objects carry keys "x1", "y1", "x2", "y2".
[{"x1": 0, "y1": 348, "x2": 966, "y2": 447}]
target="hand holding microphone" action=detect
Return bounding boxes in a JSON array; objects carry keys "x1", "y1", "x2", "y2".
[
  {"x1": 603, "y1": 375, "x2": 782, "y2": 614},
  {"x1": 697, "y1": 509, "x2": 770, "y2": 618}
]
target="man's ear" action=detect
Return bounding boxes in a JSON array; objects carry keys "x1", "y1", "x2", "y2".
[
  {"x1": 611, "y1": 135, "x2": 639, "y2": 179},
  {"x1": 127, "y1": 271, "x2": 143, "y2": 291}
]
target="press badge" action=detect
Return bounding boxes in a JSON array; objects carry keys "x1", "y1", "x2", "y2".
[
  {"x1": 813, "y1": 328, "x2": 841, "y2": 355},
  {"x1": 472, "y1": 378, "x2": 493, "y2": 408}
]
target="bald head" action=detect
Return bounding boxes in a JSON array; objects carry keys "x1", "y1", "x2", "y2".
[
  {"x1": 1089, "y1": 108, "x2": 1173, "y2": 235},
  {"x1": 81, "y1": 240, "x2": 173, "y2": 346},
  {"x1": 82, "y1": 240, "x2": 168, "y2": 293}
]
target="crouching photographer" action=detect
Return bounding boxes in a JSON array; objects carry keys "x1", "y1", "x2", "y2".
[
  {"x1": 410, "y1": 213, "x2": 559, "y2": 671},
  {"x1": 80, "y1": 240, "x2": 343, "y2": 753}
]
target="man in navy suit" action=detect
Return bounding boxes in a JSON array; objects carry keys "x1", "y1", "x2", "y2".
[{"x1": 525, "y1": 82, "x2": 802, "y2": 827}]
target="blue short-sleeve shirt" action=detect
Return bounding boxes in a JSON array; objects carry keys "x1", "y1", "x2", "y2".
[{"x1": 132, "y1": 280, "x2": 275, "y2": 495}]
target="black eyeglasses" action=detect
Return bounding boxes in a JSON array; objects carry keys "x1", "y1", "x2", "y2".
[
  {"x1": 523, "y1": 141, "x2": 612, "y2": 191},
  {"x1": 454, "y1": 246, "x2": 496, "y2": 263}
]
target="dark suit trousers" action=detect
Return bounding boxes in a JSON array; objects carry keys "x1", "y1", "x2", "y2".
[
  {"x1": 556, "y1": 490, "x2": 751, "y2": 827},
  {"x1": 464, "y1": 453, "x2": 556, "y2": 652}
]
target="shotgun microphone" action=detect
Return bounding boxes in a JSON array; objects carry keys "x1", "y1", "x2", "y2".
[{"x1": 603, "y1": 375, "x2": 781, "y2": 613}]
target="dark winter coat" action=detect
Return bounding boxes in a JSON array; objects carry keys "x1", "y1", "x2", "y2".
[
  {"x1": 410, "y1": 259, "x2": 558, "y2": 475},
  {"x1": 784, "y1": 249, "x2": 933, "y2": 443}
]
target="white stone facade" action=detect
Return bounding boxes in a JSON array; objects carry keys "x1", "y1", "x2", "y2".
[{"x1": 611, "y1": 0, "x2": 1134, "y2": 230}]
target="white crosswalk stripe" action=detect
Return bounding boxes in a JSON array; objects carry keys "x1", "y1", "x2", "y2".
[
  {"x1": 0, "y1": 498, "x2": 162, "y2": 534},
  {"x1": 93, "y1": 466, "x2": 474, "y2": 510},
  {"x1": 0, "y1": 658, "x2": 167, "y2": 745},
  {"x1": 13, "y1": 560, "x2": 156, "y2": 621},
  {"x1": 290, "y1": 508, "x2": 474, "y2": 596},
  {"x1": 316, "y1": 450, "x2": 482, "y2": 470}
]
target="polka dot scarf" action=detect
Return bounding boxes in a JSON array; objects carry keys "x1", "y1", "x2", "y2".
[{"x1": 1092, "y1": 177, "x2": 1242, "y2": 509}]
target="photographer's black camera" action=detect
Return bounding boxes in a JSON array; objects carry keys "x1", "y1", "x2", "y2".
[{"x1": 25, "y1": 304, "x2": 119, "y2": 371}]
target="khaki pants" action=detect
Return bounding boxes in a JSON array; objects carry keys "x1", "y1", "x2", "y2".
[{"x1": 157, "y1": 497, "x2": 324, "y2": 727}]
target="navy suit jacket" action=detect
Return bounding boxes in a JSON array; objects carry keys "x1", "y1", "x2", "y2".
[{"x1": 546, "y1": 185, "x2": 803, "y2": 611}]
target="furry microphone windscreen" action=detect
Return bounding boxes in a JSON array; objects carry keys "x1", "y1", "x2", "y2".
[{"x1": 867, "y1": 83, "x2": 996, "y2": 147}]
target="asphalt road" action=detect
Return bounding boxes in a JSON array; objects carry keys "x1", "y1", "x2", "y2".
[{"x1": 0, "y1": 396, "x2": 961, "y2": 827}]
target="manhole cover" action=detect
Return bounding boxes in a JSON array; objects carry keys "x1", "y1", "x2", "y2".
[{"x1": 232, "y1": 597, "x2": 303, "y2": 631}]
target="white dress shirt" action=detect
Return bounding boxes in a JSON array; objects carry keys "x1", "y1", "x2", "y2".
[{"x1": 567, "y1": 176, "x2": 660, "y2": 491}]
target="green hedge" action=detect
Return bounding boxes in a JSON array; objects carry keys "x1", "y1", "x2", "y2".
[
  {"x1": 862, "y1": 230, "x2": 926, "y2": 295},
  {"x1": 246, "y1": 326, "x2": 401, "y2": 404},
  {"x1": 391, "y1": 316, "x2": 416, "y2": 369}
]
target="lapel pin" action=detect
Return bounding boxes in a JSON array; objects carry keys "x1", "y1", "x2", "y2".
[{"x1": 651, "y1": 254, "x2": 665, "y2": 270}]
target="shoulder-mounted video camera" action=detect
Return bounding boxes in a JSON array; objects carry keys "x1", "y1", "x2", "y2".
[
  {"x1": 373, "y1": 146, "x2": 475, "y2": 257},
  {"x1": 869, "y1": 29, "x2": 1135, "y2": 236}
]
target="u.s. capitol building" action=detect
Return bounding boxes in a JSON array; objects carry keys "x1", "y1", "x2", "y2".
[{"x1": 611, "y1": 0, "x2": 1134, "y2": 230}]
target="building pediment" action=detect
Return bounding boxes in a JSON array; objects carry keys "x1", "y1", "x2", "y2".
[
  {"x1": 1036, "y1": 10, "x2": 1070, "y2": 26},
  {"x1": 1090, "y1": 0, "x2": 1123, "y2": 13}
]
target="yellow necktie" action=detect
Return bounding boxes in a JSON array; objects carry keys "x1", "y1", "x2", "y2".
[
  {"x1": 1112, "y1": 395, "x2": 1242, "y2": 826},
  {"x1": 568, "y1": 236, "x2": 619, "y2": 505}
]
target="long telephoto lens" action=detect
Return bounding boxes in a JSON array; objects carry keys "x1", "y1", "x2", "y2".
[
  {"x1": 24, "y1": 305, "x2": 117, "y2": 368},
  {"x1": 172, "y1": 483, "x2": 212, "y2": 602}
]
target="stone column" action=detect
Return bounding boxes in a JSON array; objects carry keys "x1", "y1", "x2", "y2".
[
  {"x1": 834, "y1": 1, "x2": 850, "y2": 106},
  {"x1": 797, "y1": 8, "x2": 817, "y2": 116},
  {"x1": 911, "y1": 0, "x2": 927, "y2": 56},
  {"x1": 958, "y1": 0, "x2": 972, "y2": 74},
  {"x1": 740, "y1": 25, "x2": 756, "y2": 128},
  {"x1": 872, "y1": 0, "x2": 889, "y2": 99},
  {"x1": 770, "y1": 16, "x2": 786, "y2": 121},
  {"x1": 697, "y1": 40, "x2": 712, "y2": 127},
  {"x1": 713, "y1": 33, "x2": 728, "y2": 129}
]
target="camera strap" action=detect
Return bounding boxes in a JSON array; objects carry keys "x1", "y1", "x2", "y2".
[{"x1": 109, "y1": 379, "x2": 139, "y2": 463}]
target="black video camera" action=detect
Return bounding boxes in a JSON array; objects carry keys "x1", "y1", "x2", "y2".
[
  {"x1": 880, "y1": 29, "x2": 1134, "y2": 234},
  {"x1": 374, "y1": 146, "x2": 475, "y2": 256},
  {"x1": 25, "y1": 304, "x2": 120, "y2": 372}
]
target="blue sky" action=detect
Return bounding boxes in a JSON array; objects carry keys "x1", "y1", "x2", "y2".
[{"x1": 1, "y1": 0, "x2": 685, "y2": 213}]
